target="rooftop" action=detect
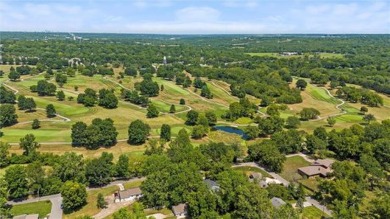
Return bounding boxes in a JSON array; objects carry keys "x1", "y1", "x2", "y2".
[
  {"x1": 271, "y1": 197, "x2": 286, "y2": 208},
  {"x1": 172, "y1": 203, "x2": 187, "y2": 215},
  {"x1": 118, "y1": 187, "x2": 142, "y2": 198},
  {"x1": 298, "y1": 166, "x2": 332, "y2": 177},
  {"x1": 312, "y1": 159, "x2": 334, "y2": 168}
]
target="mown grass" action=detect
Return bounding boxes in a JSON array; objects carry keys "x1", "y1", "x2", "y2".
[
  {"x1": 123, "y1": 180, "x2": 143, "y2": 190},
  {"x1": 299, "y1": 177, "x2": 320, "y2": 192},
  {"x1": 280, "y1": 156, "x2": 310, "y2": 182},
  {"x1": 10, "y1": 200, "x2": 52, "y2": 218},
  {"x1": 302, "y1": 206, "x2": 330, "y2": 219},
  {"x1": 64, "y1": 186, "x2": 118, "y2": 219}
]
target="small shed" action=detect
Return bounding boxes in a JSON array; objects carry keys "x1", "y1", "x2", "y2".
[{"x1": 114, "y1": 187, "x2": 143, "y2": 203}]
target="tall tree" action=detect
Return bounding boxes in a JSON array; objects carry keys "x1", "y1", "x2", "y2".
[
  {"x1": 24, "y1": 98, "x2": 36, "y2": 112},
  {"x1": 85, "y1": 152, "x2": 113, "y2": 187},
  {"x1": 54, "y1": 152, "x2": 86, "y2": 183},
  {"x1": 46, "y1": 104, "x2": 56, "y2": 118},
  {"x1": 146, "y1": 103, "x2": 159, "y2": 118},
  {"x1": 0, "y1": 104, "x2": 18, "y2": 127},
  {"x1": 116, "y1": 154, "x2": 130, "y2": 178},
  {"x1": 5, "y1": 165, "x2": 29, "y2": 199},
  {"x1": 19, "y1": 134, "x2": 40, "y2": 157},
  {"x1": 128, "y1": 120, "x2": 150, "y2": 145},
  {"x1": 61, "y1": 181, "x2": 87, "y2": 213},
  {"x1": 160, "y1": 124, "x2": 171, "y2": 142},
  {"x1": 0, "y1": 142, "x2": 10, "y2": 168}
]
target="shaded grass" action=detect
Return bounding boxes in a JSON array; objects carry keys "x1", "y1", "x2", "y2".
[
  {"x1": 299, "y1": 177, "x2": 320, "y2": 192},
  {"x1": 280, "y1": 156, "x2": 310, "y2": 182},
  {"x1": 10, "y1": 200, "x2": 52, "y2": 218}
]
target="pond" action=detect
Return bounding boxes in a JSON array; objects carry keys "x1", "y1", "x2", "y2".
[{"x1": 213, "y1": 126, "x2": 248, "y2": 139}]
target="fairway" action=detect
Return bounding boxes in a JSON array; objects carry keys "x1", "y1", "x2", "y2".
[{"x1": 10, "y1": 201, "x2": 52, "y2": 218}]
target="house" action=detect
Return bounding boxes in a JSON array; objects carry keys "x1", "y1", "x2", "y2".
[
  {"x1": 172, "y1": 203, "x2": 188, "y2": 219},
  {"x1": 13, "y1": 214, "x2": 39, "y2": 219},
  {"x1": 271, "y1": 197, "x2": 286, "y2": 209},
  {"x1": 114, "y1": 187, "x2": 143, "y2": 203},
  {"x1": 259, "y1": 177, "x2": 283, "y2": 188},
  {"x1": 204, "y1": 179, "x2": 220, "y2": 191},
  {"x1": 298, "y1": 159, "x2": 334, "y2": 178}
]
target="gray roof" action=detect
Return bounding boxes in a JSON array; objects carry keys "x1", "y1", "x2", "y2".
[
  {"x1": 118, "y1": 187, "x2": 142, "y2": 199},
  {"x1": 271, "y1": 197, "x2": 286, "y2": 208},
  {"x1": 312, "y1": 159, "x2": 334, "y2": 168},
  {"x1": 204, "y1": 179, "x2": 220, "y2": 191},
  {"x1": 13, "y1": 214, "x2": 39, "y2": 219},
  {"x1": 172, "y1": 203, "x2": 187, "y2": 215}
]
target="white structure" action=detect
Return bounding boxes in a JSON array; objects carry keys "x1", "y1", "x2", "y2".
[
  {"x1": 13, "y1": 214, "x2": 39, "y2": 219},
  {"x1": 172, "y1": 203, "x2": 188, "y2": 219},
  {"x1": 114, "y1": 187, "x2": 143, "y2": 203},
  {"x1": 259, "y1": 177, "x2": 283, "y2": 188}
]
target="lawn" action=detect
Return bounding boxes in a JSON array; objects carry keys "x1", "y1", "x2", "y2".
[
  {"x1": 10, "y1": 200, "x2": 52, "y2": 218},
  {"x1": 280, "y1": 156, "x2": 310, "y2": 182},
  {"x1": 299, "y1": 177, "x2": 320, "y2": 192},
  {"x1": 302, "y1": 206, "x2": 330, "y2": 219},
  {"x1": 123, "y1": 180, "x2": 144, "y2": 190},
  {"x1": 64, "y1": 185, "x2": 119, "y2": 219},
  {"x1": 232, "y1": 166, "x2": 272, "y2": 178}
]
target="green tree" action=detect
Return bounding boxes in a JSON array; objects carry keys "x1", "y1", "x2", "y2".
[
  {"x1": 0, "y1": 178, "x2": 11, "y2": 218},
  {"x1": 146, "y1": 103, "x2": 159, "y2": 118},
  {"x1": 160, "y1": 124, "x2": 171, "y2": 142},
  {"x1": 271, "y1": 129, "x2": 304, "y2": 154},
  {"x1": 24, "y1": 98, "x2": 36, "y2": 112},
  {"x1": 192, "y1": 125, "x2": 207, "y2": 139},
  {"x1": 17, "y1": 95, "x2": 27, "y2": 110},
  {"x1": 128, "y1": 120, "x2": 150, "y2": 144},
  {"x1": 363, "y1": 114, "x2": 376, "y2": 124},
  {"x1": 169, "y1": 104, "x2": 176, "y2": 113},
  {"x1": 85, "y1": 152, "x2": 113, "y2": 187},
  {"x1": 244, "y1": 126, "x2": 259, "y2": 140},
  {"x1": 257, "y1": 116, "x2": 285, "y2": 136},
  {"x1": 26, "y1": 161, "x2": 45, "y2": 196},
  {"x1": 186, "y1": 110, "x2": 199, "y2": 125},
  {"x1": 98, "y1": 89, "x2": 118, "y2": 109},
  {"x1": 179, "y1": 98, "x2": 185, "y2": 105},
  {"x1": 0, "y1": 104, "x2": 18, "y2": 127},
  {"x1": 5, "y1": 165, "x2": 29, "y2": 199},
  {"x1": 205, "y1": 111, "x2": 217, "y2": 126},
  {"x1": 360, "y1": 106, "x2": 368, "y2": 114},
  {"x1": 327, "y1": 116, "x2": 337, "y2": 127},
  {"x1": 97, "y1": 193, "x2": 107, "y2": 209},
  {"x1": 296, "y1": 79, "x2": 307, "y2": 90},
  {"x1": 46, "y1": 104, "x2": 56, "y2": 118},
  {"x1": 248, "y1": 140, "x2": 285, "y2": 172},
  {"x1": 19, "y1": 134, "x2": 40, "y2": 157},
  {"x1": 61, "y1": 181, "x2": 87, "y2": 213},
  {"x1": 300, "y1": 108, "x2": 320, "y2": 120},
  {"x1": 116, "y1": 154, "x2": 130, "y2": 178},
  {"x1": 285, "y1": 116, "x2": 300, "y2": 129},
  {"x1": 0, "y1": 87, "x2": 15, "y2": 104},
  {"x1": 200, "y1": 85, "x2": 213, "y2": 99},
  {"x1": 54, "y1": 152, "x2": 86, "y2": 183},
  {"x1": 32, "y1": 119, "x2": 40, "y2": 129},
  {"x1": 8, "y1": 70, "x2": 20, "y2": 81},
  {"x1": 0, "y1": 142, "x2": 10, "y2": 168},
  {"x1": 56, "y1": 90, "x2": 65, "y2": 101}
]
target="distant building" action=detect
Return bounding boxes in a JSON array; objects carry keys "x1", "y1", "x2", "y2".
[
  {"x1": 204, "y1": 179, "x2": 220, "y2": 192},
  {"x1": 13, "y1": 214, "x2": 39, "y2": 219},
  {"x1": 114, "y1": 187, "x2": 143, "y2": 203},
  {"x1": 172, "y1": 203, "x2": 188, "y2": 218},
  {"x1": 259, "y1": 177, "x2": 283, "y2": 188},
  {"x1": 271, "y1": 197, "x2": 286, "y2": 209},
  {"x1": 298, "y1": 159, "x2": 334, "y2": 178}
]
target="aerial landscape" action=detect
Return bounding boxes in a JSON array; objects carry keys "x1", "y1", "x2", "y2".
[{"x1": 0, "y1": 0, "x2": 389, "y2": 219}]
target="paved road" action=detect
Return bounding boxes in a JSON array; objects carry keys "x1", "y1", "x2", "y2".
[{"x1": 305, "y1": 197, "x2": 333, "y2": 216}]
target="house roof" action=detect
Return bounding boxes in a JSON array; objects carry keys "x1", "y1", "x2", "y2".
[
  {"x1": 312, "y1": 159, "x2": 334, "y2": 168},
  {"x1": 298, "y1": 166, "x2": 331, "y2": 177},
  {"x1": 119, "y1": 187, "x2": 142, "y2": 199},
  {"x1": 271, "y1": 197, "x2": 286, "y2": 208},
  {"x1": 204, "y1": 179, "x2": 220, "y2": 191},
  {"x1": 13, "y1": 214, "x2": 39, "y2": 219},
  {"x1": 172, "y1": 203, "x2": 187, "y2": 215}
]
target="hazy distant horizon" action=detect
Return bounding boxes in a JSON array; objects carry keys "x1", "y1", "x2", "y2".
[{"x1": 0, "y1": 0, "x2": 389, "y2": 34}]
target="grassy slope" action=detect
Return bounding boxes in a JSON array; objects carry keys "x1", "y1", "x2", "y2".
[{"x1": 10, "y1": 201, "x2": 52, "y2": 218}]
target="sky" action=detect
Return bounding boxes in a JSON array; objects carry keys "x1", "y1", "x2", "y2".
[{"x1": 0, "y1": 0, "x2": 389, "y2": 34}]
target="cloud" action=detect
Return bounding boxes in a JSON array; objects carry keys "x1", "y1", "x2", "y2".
[
  {"x1": 224, "y1": 0, "x2": 259, "y2": 8},
  {"x1": 175, "y1": 7, "x2": 221, "y2": 22}
]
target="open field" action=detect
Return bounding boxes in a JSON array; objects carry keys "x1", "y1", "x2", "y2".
[
  {"x1": 10, "y1": 200, "x2": 52, "y2": 218},
  {"x1": 280, "y1": 156, "x2": 310, "y2": 182}
]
